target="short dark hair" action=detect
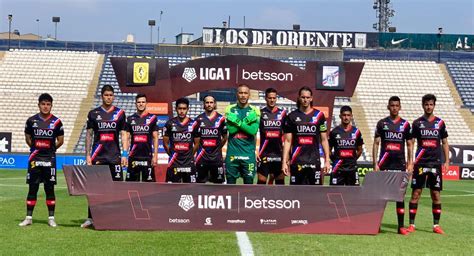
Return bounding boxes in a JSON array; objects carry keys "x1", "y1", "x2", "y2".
[
  {"x1": 265, "y1": 88, "x2": 277, "y2": 97},
  {"x1": 237, "y1": 84, "x2": 250, "y2": 89},
  {"x1": 388, "y1": 96, "x2": 401, "y2": 104},
  {"x1": 38, "y1": 93, "x2": 53, "y2": 103},
  {"x1": 202, "y1": 95, "x2": 215, "y2": 102},
  {"x1": 340, "y1": 105, "x2": 352, "y2": 114},
  {"x1": 101, "y1": 85, "x2": 114, "y2": 95},
  {"x1": 135, "y1": 93, "x2": 146, "y2": 102},
  {"x1": 422, "y1": 94, "x2": 436, "y2": 104},
  {"x1": 175, "y1": 97, "x2": 189, "y2": 108}
]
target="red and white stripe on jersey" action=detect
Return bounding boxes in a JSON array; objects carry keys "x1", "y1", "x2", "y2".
[
  {"x1": 52, "y1": 118, "x2": 61, "y2": 128},
  {"x1": 167, "y1": 153, "x2": 178, "y2": 167},
  {"x1": 195, "y1": 149, "x2": 205, "y2": 164},
  {"x1": 129, "y1": 144, "x2": 137, "y2": 157},
  {"x1": 291, "y1": 146, "x2": 302, "y2": 164},
  {"x1": 414, "y1": 149, "x2": 425, "y2": 164},
  {"x1": 258, "y1": 140, "x2": 269, "y2": 157},
  {"x1": 113, "y1": 109, "x2": 125, "y2": 121},
  {"x1": 312, "y1": 111, "x2": 324, "y2": 124},
  {"x1": 378, "y1": 152, "x2": 389, "y2": 168},
  {"x1": 332, "y1": 160, "x2": 343, "y2": 173},
  {"x1": 91, "y1": 144, "x2": 103, "y2": 161},
  {"x1": 437, "y1": 119, "x2": 444, "y2": 129},
  {"x1": 401, "y1": 121, "x2": 409, "y2": 131},
  {"x1": 215, "y1": 116, "x2": 225, "y2": 128},
  {"x1": 28, "y1": 150, "x2": 39, "y2": 161}
]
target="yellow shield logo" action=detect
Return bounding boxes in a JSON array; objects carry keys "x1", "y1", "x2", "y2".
[{"x1": 133, "y1": 62, "x2": 149, "y2": 84}]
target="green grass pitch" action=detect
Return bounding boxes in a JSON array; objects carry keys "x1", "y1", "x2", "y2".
[{"x1": 1, "y1": 169, "x2": 473, "y2": 255}]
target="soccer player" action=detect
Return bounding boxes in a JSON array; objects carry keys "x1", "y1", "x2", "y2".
[
  {"x1": 282, "y1": 86, "x2": 330, "y2": 185},
  {"x1": 125, "y1": 94, "x2": 159, "y2": 182},
  {"x1": 372, "y1": 96, "x2": 413, "y2": 235},
  {"x1": 257, "y1": 88, "x2": 286, "y2": 185},
  {"x1": 19, "y1": 93, "x2": 64, "y2": 227},
  {"x1": 408, "y1": 94, "x2": 449, "y2": 234},
  {"x1": 329, "y1": 106, "x2": 363, "y2": 186},
  {"x1": 225, "y1": 84, "x2": 260, "y2": 184},
  {"x1": 163, "y1": 98, "x2": 200, "y2": 183},
  {"x1": 195, "y1": 95, "x2": 227, "y2": 183},
  {"x1": 81, "y1": 85, "x2": 128, "y2": 228}
]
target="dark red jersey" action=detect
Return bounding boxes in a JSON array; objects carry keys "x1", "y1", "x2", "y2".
[
  {"x1": 87, "y1": 106, "x2": 126, "y2": 164},
  {"x1": 163, "y1": 117, "x2": 200, "y2": 168},
  {"x1": 375, "y1": 117, "x2": 412, "y2": 170},
  {"x1": 25, "y1": 114, "x2": 64, "y2": 162},
  {"x1": 329, "y1": 125, "x2": 363, "y2": 172},
  {"x1": 126, "y1": 113, "x2": 159, "y2": 160},
  {"x1": 195, "y1": 112, "x2": 227, "y2": 165},
  {"x1": 412, "y1": 116, "x2": 448, "y2": 166},
  {"x1": 259, "y1": 107, "x2": 286, "y2": 160},
  {"x1": 282, "y1": 108, "x2": 327, "y2": 165}
]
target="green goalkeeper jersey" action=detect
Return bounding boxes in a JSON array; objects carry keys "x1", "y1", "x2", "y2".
[{"x1": 225, "y1": 103, "x2": 260, "y2": 157}]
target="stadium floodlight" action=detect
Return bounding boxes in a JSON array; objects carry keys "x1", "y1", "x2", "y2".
[
  {"x1": 52, "y1": 16, "x2": 60, "y2": 40},
  {"x1": 437, "y1": 27, "x2": 443, "y2": 63},
  {"x1": 36, "y1": 19, "x2": 40, "y2": 39},
  {"x1": 148, "y1": 20, "x2": 156, "y2": 44},
  {"x1": 8, "y1": 14, "x2": 12, "y2": 50}
]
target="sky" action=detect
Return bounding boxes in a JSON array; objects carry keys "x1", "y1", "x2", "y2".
[{"x1": 0, "y1": 0, "x2": 472, "y2": 44}]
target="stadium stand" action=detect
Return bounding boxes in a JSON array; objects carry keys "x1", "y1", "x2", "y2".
[
  {"x1": 351, "y1": 59, "x2": 474, "y2": 161},
  {"x1": 446, "y1": 62, "x2": 474, "y2": 111},
  {"x1": 0, "y1": 49, "x2": 101, "y2": 153}
]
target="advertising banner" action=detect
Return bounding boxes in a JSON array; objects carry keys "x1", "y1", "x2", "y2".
[
  {"x1": 64, "y1": 165, "x2": 408, "y2": 234},
  {"x1": 0, "y1": 132, "x2": 11, "y2": 153}
]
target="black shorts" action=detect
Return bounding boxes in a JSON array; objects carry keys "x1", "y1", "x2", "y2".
[
  {"x1": 412, "y1": 164, "x2": 442, "y2": 191},
  {"x1": 290, "y1": 163, "x2": 323, "y2": 185},
  {"x1": 93, "y1": 161, "x2": 123, "y2": 181},
  {"x1": 257, "y1": 161, "x2": 283, "y2": 178},
  {"x1": 126, "y1": 159, "x2": 155, "y2": 182},
  {"x1": 27, "y1": 159, "x2": 57, "y2": 185},
  {"x1": 166, "y1": 166, "x2": 197, "y2": 183},
  {"x1": 196, "y1": 163, "x2": 225, "y2": 183},
  {"x1": 330, "y1": 170, "x2": 359, "y2": 186}
]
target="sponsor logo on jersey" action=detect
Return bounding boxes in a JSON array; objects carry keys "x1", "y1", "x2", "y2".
[
  {"x1": 265, "y1": 130, "x2": 280, "y2": 138},
  {"x1": 422, "y1": 140, "x2": 437, "y2": 148},
  {"x1": 133, "y1": 135, "x2": 148, "y2": 143},
  {"x1": 202, "y1": 139, "x2": 217, "y2": 147},
  {"x1": 100, "y1": 133, "x2": 115, "y2": 141},
  {"x1": 34, "y1": 129, "x2": 54, "y2": 137},
  {"x1": 35, "y1": 139, "x2": 51, "y2": 149},
  {"x1": 386, "y1": 143, "x2": 401, "y2": 151},
  {"x1": 298, "y1": 136, "x2": 314, "y2": 145},
  {"x1": 174, "y1": 142, "x2": 190, "y2": 151},
  {"x1": 339, "y1": 149, "x2": 354, "y2": 158}
]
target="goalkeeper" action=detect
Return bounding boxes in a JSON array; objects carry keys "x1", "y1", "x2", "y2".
[{"x1": 225, "y1": 84, "x2": 260, "y2": 184}]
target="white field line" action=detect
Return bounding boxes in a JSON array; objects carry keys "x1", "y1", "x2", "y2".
[{"x1": 236, "y1": 231, "x2": 254, "y2": 256}]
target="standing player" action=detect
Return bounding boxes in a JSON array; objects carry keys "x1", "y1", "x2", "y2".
[
  {"x1": 81, "y1": 85, "x2": 128, "y2": 228},
  {"x1": 372, "y1": 96, "x2": 413, "y2": 235},
  {"x1": 19, "y1": 93, "x2": 64, "y2": 227},
  {"x1": 163, "y1": 98, "x2": 200, "y2": 183},
  {"x1": 195, "y1": 95, "x2": 227, "y2": 183},
  {"x1": 225, "y1": 84, "x2": 260, "y2": 184},
  {"x1": 125, "y1": 94, "x2": 159, "y2": 182},
  {"x1": 329, "y1": 106, "x2": 363, "y2": 186},
  {"x1": 408, "y1": 94, "x2": 448, "y2": 234},
  {"x1": 257, "y1": 88, "x2": 286, "y2": 185},
  {"x1": 282, "y1": 86, "x2": 331, "y2": 185}
]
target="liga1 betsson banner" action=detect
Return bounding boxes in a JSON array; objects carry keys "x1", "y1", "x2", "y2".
[
  {"x1": 63, "y1": 165, "x2": 408, "y2": 234},
  {"x1": 202, "y1": 27, "x2": 379, "y2": 48}
]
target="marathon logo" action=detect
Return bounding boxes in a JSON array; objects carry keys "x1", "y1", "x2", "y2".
[
  {"x1": 298, "y1": 136, "x2": 313, "y2": 145},
  {"x1": 98, "y1": 122, "x2": 117, "y2": 129},
  {"x1": 100, "y1": 133, "x2": 115, "y2": 142},
  {"x1": 202, "y1": 139, "x2": 217, "y2": 147},
  {"x1": 227, "y1": 219, "x2": 246, "y2": 224},
  {"x1": 265, "y1": 130, "x2": 280, "y2": 138},
  {"x1": 35, "y1": 139, "x2": 51, "y2": 149},
  {"x1": 34, "y1": 129, "x2": 54, "y2": 137},
  {"x1": 133, "y1": 135, "x2": 148, "y2": 143},
  {"x1": 385, "y1": 143, "x2": 401, "y2": 151},
  {"x1": 422, "y1": 140, "x2": 437, "y2": 148},
  {"x1": 174, "y1": 143, "x2": 190, "y2": 151},
  {"x1": 339, "y1": 149, "x2": 354, "y2": 158},
  {"x1": 198, "y1": 195, "x2": 232, "y2": 209}
]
